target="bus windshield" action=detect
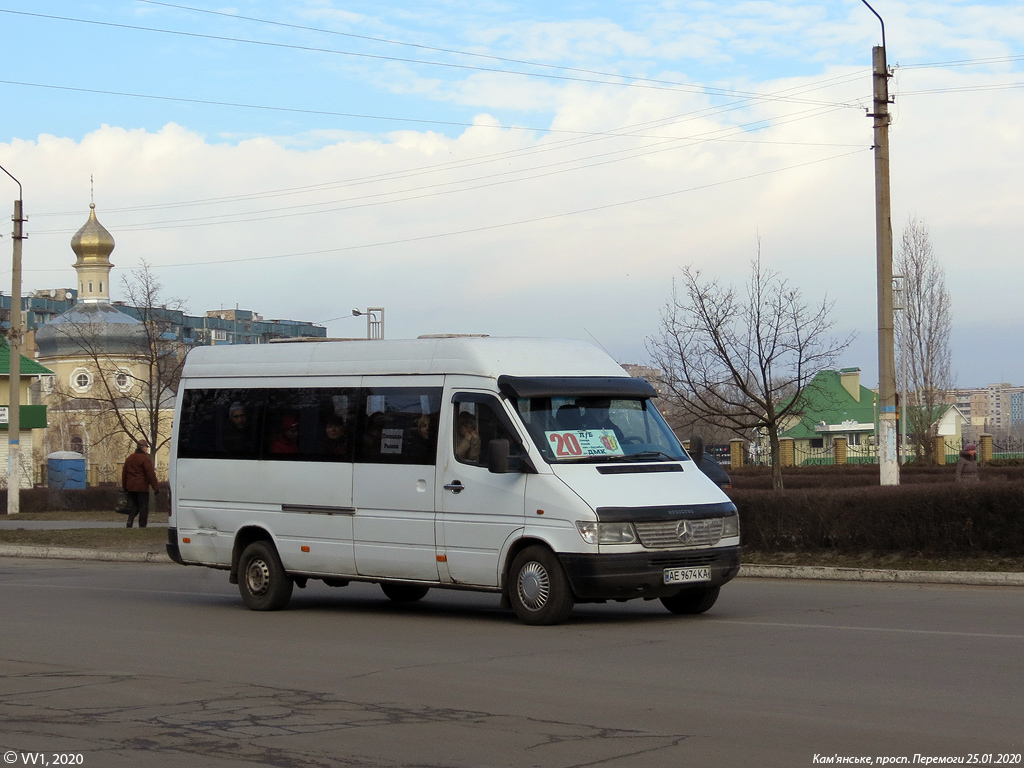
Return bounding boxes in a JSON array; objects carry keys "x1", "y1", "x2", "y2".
[{"x1": 513, "y1": 395, "x2": 688, "y2": 463}]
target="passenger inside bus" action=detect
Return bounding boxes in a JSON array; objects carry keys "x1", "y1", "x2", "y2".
[
  {"x1": 406, "y1": 413, "x2": 436, "y2": 462},
  {"x1": 361, "y1": 412, "x2": 386, "y2": 459},
  {"x1": 314, "y1": 416, "x2": 349, "y2": 457},
  {"x1": 269, "y1": 414, "x2": 300, "y2": 454},
  {"x1": 222, "y1": 401, "x2": 255, "y2": 455},
  {"x1": 455, "y1": 411, "x2": 481, "y2": 462}
]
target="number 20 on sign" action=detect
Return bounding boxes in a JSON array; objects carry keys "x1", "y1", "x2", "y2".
[{"x1": 549, "y1": 432, "x2": 583, "y2": 457}]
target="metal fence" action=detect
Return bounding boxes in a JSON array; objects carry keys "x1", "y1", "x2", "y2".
[{"x1": 993, "y1": 437, "x2": 1024, "y2": 460}]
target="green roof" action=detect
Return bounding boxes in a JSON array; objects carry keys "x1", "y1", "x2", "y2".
[
  {"x1": 781, "y1": 370, "x2": 877, "y2": 439},
  {"x1": 0, "y1": 341, "x2": 53, "y2": 375}
]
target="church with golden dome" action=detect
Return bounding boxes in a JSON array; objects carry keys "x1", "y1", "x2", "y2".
[
  {"x1": 2, "y1": 202, "x2": 325, "y2": 485},
  {"x1": 35, "y1": 204, "x2": 173, "y2": 481}
]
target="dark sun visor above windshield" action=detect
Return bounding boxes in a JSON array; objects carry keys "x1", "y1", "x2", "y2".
[{"x1": 497, "y1": 375, "x2": 657, "y2": 400}]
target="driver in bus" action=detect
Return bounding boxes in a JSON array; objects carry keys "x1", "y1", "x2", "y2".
[{"x1": 581, "y1": 398, "x2": 625, "y2": 441}]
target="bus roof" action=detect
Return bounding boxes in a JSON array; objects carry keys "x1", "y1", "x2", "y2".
[{"x1": 181, "y1": 336, "x2": 629, "y2": 381}]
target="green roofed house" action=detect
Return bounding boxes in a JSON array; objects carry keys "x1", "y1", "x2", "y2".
[
  {"x1": 0, "y1": 340, "x2": 53, "y2": 487},
  {"x1": 778, "y1": 368, "x2": 879, "y2": 465}
]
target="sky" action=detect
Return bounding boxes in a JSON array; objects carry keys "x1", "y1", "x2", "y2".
[{"x1": 0, "y1": 0, "x2": 1021, "y2": 389}]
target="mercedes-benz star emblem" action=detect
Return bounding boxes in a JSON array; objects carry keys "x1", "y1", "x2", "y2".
[{"x1": 676, "y1": 520, "x2": 693, "y2": 544}]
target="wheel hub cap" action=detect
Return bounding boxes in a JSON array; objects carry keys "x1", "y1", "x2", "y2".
[{"x1": 517, "y1": 562, "x2": 550, "y2": 611}]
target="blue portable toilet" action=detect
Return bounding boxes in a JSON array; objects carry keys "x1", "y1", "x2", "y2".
[{"x1": 47, "y1": 451, "x2": 87, "y2": 490}]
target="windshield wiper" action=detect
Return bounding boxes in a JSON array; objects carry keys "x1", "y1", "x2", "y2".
[
  {"x1": 554, "y1": 451, "x2": 679, "y2": 464},
  {"x1": 555, "y1": 454, "x2": 632, "y2": 463},
  {"x1": 628, "y1": 450, "x2": 678, "y2": 462}
]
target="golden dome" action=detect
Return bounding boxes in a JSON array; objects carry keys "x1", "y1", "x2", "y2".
[{"x1": 71, "y1": 203, "x2": 115, "y2": 265}]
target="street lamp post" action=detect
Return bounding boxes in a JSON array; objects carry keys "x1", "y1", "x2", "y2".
[
  {"x1": 352, "y1": 307, "x2": 385, "y2": 340},
  {"x1": 1, "y1": 163, "x2": 25, "y2": 514}
]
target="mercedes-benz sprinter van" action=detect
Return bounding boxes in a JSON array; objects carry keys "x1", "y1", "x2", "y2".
[{"x1": 167, "y1": 336, "x2": 740, "y2": 624}]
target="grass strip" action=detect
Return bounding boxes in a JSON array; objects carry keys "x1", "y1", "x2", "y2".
[
  {"x1": 743, "y1": 550, "x2": 1024, "y2": 572},
  {"x1": 0, "y1": 527, "x2": 166, "y2": 552}
]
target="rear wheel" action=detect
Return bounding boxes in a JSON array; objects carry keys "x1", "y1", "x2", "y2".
[
  {"x1": 508, "y1": 546, "x2": 574, "y2": 625},
  {"x1": 380, "y1": 583, "x2": 430, "y2": 603},
  {"x1": 238, "y1": 541, "x2": 293, "y2": 611},
  {"x1": 660, "y1": 586, "x2": 720, "y2": 615}
]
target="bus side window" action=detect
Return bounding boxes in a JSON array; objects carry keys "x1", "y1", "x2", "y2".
[
  {"x1": 454, "y1": 399, "x2": 518, "y2": 468},
  {"x1": 310, "y1": 390, "x2": 355, "y2": 461},
  {"x1": 178, "y1": 388, "x2": 265, "y2": 460},
  {"x1": 356, "y1": 387, "x2": 442, "y2": 465}
]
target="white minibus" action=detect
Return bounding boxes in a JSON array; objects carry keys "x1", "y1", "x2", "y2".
[{"x1": 167, "y1": 336, "x2": 740, "y2": 625}]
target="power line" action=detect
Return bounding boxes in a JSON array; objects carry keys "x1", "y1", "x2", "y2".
[
  {"x1": 898, "y1": 82, "x2": 1024, "y2": 96},
  {"x1": 144, "y1": 0, "x2": 874, "y2": 110},
  {"x1": 28, "y1": 69, "x2": 870, "y2": 222},
  {"x1": 19, "y1": 147, "x2": 869, "y2": 274},
  {"x1": 899, "y1": 54, "x2": 1024, "y2": 70},
  {"x1": 29, "y1": 105, "x2": 856, "y2": 234},
  {"x1": 0, "y1": 78, "x2": 587, "y2": 136},
  {"x1": 0, "y1": 7, "x2": 860, "y2": 109}
]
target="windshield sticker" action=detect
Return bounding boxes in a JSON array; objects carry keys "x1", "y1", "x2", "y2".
[{"x1": 545, "y1": 430, "x2": 624, "y2": 458}]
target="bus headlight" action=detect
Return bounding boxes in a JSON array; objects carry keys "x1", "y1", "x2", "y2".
[
  {"x1": 576, "y1": 521, "x2": 638, "y2": 545},
  {"x1": 721, "y1": 514, "x2": 740, "y2": 539}
]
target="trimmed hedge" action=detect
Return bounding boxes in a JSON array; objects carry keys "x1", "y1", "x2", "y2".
[
  {"x1": 0, "y1": 486, "x2": 170, "y2": 514},
  {"x1": 731, "y1": 482, "x2": 1024, "y2": 556},
  {"x1": 729, "y1": 463, "x2": 1024, "y2": 489}
]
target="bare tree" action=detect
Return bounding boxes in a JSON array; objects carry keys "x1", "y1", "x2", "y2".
[
  {"x1": 895, "y1": 217, "x2": 954, "y2": 463},
  {"x1": 648, "y1": 247, "x2": 853, "y2": 489},
  {"x1": 43, "y1": 262, "x2": 193, "y2": 461}
]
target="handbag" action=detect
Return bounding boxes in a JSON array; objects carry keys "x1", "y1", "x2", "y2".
[{"x1": 115, "y1": 491, "x2": 132, "y2": 515}]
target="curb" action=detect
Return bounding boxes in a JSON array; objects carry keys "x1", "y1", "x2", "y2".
[
  {"x1": 0, "y1": 544, "x2": 170, "y2": 563},
  {"x1": 1, "y1": 545, "x2": 1022, "y2": 586},
  {"x1": 739, "y1": 563, "x2": 1024, "y2": 586}
]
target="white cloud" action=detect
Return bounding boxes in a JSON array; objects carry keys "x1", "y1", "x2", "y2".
[{"x1": 1, "y1": 0, "x2": 1021, "y2": 388}]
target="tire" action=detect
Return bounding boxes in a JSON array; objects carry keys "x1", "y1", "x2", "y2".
[
  {"x1": 660, "y1": 586, "x2": 720, "y2": 615},
  {"x1": 508, "y1": 546, "x2": 575, "y2": 625},
  {"x1": 380, "y1": 583, "x2": 430, "y2": 603},
  {"x1": 238, "y1": 541, "x2": 293, "y2": 611}
]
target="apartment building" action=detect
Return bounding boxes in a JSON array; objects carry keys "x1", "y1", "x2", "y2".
[{"x1": 952, "y1": 382, "x2": 1024, "y2": 438}]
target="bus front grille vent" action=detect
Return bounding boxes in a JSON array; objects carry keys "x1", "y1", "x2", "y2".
[{"x1": 634, "y1": 518, "x2": 724, "y2": 549}]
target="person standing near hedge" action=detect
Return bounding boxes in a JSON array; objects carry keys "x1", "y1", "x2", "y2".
[
  {"x1": 955, "y1": 442, "x2": 980, "y2": 484},
  {"x1": 122, "y1": 439, "x2": 159, "y2": 528}
]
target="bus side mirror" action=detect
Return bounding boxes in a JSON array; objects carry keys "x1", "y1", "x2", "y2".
[
  {"x1": 689, "y1": 435, "x2": 705, "y2": 470},
  {"x1": 488, "y1": 439, "x2": 510, "y2": 474}
]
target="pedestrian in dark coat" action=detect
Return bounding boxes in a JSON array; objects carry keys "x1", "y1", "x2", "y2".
[
  {"x1": 122, "y1": 439, "x2": 159, "y2": 528},
  {"x1": 955, "y1": 443, "x2": 980, "y2": 484}
]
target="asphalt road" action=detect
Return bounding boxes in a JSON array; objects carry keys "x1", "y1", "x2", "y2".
[{"x1": 0, "y1": 558, "x2": 1021, "y2": 768}]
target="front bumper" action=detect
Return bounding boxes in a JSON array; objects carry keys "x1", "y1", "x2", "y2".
[{"x1": 558, "y1": 545, "x2": 741, "y2": 601}]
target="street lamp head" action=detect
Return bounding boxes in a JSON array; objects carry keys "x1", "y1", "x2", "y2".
[{"x1": 0, "y1": 162, "x2": 23, "y2": 199}]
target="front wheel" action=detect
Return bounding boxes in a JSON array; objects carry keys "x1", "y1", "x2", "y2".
[
  {"x1": 380, "y1": 583, "x2": 430, "y2": 603},
  {"x1": 238, "y1": 541, "x2": 293, "y2": 611},
  {"x1": 508, "y1": 546, "x2": 574, "y2": 625},
  {"x1": 660, "y1": 586, "x2": 720, "y2": 615}
]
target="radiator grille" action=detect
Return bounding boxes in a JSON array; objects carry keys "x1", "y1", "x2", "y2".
[{"x1": 634, "y1": 518, "x2": 724, "y2": 549}]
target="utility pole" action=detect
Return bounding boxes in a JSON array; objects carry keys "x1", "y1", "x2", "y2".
[
  {"x1": 862, "y1": 1, "x2": 899, "y2": 486},
  {"x1": 1, "y1": 164, "x2": 25, "y2": 513}
]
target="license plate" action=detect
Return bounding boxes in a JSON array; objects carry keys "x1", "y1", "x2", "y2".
[{"x1": 663, "y1": 566, "x2": 711, "y2": 585}]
